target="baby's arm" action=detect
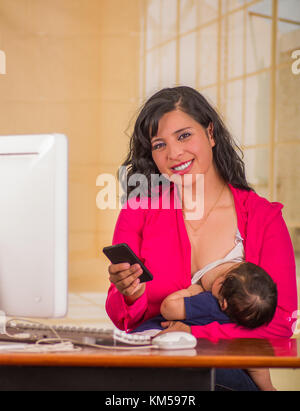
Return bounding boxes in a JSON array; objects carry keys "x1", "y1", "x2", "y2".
[{"x1": 160, "y1": 284, "x2": 203, "y2": 320}]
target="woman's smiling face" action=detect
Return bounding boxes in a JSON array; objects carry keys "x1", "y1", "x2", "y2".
[{"x1": 151, "y1": 110, "x2": 216, "y2": 184}]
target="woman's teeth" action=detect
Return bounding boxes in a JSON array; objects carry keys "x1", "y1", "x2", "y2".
[{"x1": 173, "y1": 160, "x2": 192, "y2": 171}]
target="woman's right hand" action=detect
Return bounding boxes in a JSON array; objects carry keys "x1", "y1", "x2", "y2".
[{"x1": 108, "y1": 262, "x2": 146, "y2": 303}]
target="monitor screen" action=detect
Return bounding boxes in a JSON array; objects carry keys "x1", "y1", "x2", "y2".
[{"x1": 0, "y1": 133, "x2": 68, "y2": 318}]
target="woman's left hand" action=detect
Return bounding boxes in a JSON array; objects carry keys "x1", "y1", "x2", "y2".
[{"x1": 159, "y1": 320, "x2": 191, "y2": 334}]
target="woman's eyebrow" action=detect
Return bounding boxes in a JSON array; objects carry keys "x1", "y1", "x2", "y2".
[
  {"x1": 173, "y1": 126, "x2": 192, "y2": 135},
  {"x1": 151, "y1": 127, "x2": 192, "y2": 142},
  {"x1": 151, "y1": 136, "x2": 163, "y2": 143}
]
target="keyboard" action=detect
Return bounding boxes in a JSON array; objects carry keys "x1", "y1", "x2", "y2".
[
  {"x1": 114, "y1": 328, "x2": 159, "y2": 345},
  {"x1": 2, "y1": 320, "x2": 158, "y2": 347}
]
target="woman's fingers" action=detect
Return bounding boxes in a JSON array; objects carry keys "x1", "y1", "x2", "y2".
[
  {"x1": 109, "y1": 263, "x2": 141, "y2": 276},
  {"x1": 108, "y1": 263, "x2": 143, "y2": 295},
  {"x1": 115, "y1": 270, "x2": 141, "y2": 291},
  {"x1": 122, "y1": 277, "x2": 142, "y2": 297},
  {"x1": 116, "y1": 265, "x2": 142, "y2": 283},
  {"x1": 108, "y1": 262, "x2": 130, "y2": 274}
]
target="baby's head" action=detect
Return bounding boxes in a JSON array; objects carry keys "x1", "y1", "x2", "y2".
[{"x1": 214, "y1": 262, "x2": 277, "y2": 329}]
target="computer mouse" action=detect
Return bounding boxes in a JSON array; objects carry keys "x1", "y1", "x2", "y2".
[{"x1": 151, "y1": 331, "x2": 197, "y2": 350}]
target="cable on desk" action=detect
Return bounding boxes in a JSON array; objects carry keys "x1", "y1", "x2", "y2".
[{"x1": 5, "y1": 318, "x2": 81, "y2": 353}]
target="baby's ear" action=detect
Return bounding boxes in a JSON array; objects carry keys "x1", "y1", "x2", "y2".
[{"x1": 220, "y1": 298, "x2": 228, "y2": 311}]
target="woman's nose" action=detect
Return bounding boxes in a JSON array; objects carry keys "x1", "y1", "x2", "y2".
[{"x1": 167, "y1": 142, "x2": 184, "y2": 160}]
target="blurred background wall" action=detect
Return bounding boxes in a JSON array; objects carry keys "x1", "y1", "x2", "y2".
[
  {"x1": 0, "y1": 0, "x2": 299, "y2": 295},
  {"x1": 0, "y1": 0, "x2": 141, "y2": 293}
]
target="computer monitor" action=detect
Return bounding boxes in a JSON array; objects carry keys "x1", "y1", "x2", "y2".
[{"x1": 0, "y1": 133, "x2": 68, "y2": 318}]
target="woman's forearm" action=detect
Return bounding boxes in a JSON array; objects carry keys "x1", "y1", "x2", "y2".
[{"x1": 106, "y1": 283, "x2": 148, "y2": 331}]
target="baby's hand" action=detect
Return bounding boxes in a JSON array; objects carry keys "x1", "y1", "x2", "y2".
[{"x1": 159, "y1": 320, "x2": 192, "y2": 335}]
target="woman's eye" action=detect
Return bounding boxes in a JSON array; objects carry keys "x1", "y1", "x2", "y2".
[
  {"x1": 152, "y1": 142, "x2": 165, "y2": 151},
  {"x1": 178, "y1": 132, "x2": 191, "y2": 141}
]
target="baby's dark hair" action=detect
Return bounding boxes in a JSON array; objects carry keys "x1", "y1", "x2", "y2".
[{"x1": 219, "y1": 262, "x2": 277, "y2": 329}]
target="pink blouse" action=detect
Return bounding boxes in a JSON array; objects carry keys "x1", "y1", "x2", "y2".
[{"x1": 105, "y1": 184, "x2": 298, "y2": 340}]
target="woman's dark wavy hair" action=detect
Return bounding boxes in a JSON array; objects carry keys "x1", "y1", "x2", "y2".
[{"x1": 120, "y1": 86, "x2": 253, "y2": 198}]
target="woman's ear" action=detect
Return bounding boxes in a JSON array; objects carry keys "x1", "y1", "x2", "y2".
[{"x1": 207, "y1": 122, "x2": 216, "y2": 148}]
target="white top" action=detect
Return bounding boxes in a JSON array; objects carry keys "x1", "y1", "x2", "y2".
[{"x1": 191, "y1": 230, "x2": 245, "y2": 285}]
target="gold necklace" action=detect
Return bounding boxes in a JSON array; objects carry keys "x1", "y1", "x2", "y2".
[{"x1": 184, "y1": 183, "x2": 226, "y2": 234}]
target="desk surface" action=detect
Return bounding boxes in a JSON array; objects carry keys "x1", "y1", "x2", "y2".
[{"x1": 0, "y1": 338, "x2": 299, "y2": 368}]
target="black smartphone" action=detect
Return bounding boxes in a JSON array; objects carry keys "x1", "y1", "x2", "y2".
[{"x1": 102, "y1": 243, "x2": 153, "y2": 283}]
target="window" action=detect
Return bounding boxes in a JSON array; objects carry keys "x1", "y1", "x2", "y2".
[{"x1": 140, "y1": 0, "x2": 300, "y2": 261}]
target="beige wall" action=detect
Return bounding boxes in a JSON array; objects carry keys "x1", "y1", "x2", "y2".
[{"x1": 0, "y1": 0, "x2": 141, "y2": 293}]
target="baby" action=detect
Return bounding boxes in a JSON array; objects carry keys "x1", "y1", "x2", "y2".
[
  {"x1": 160, "y1": 261, "x2": 278, "y2": 391},
  {"x1": 160, "y1": 261, "x2": 277, "y2": 330}
]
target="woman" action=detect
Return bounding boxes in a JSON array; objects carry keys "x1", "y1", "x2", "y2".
[{"x1": 105, "y1": 86, "x2": 297, "y2": 390}]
